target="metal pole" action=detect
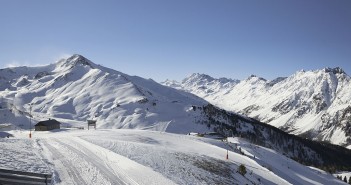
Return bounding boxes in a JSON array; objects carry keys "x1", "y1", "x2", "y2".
[
  {"x1": 29, "y1": 104, "x2": 32, "y2": 138},
  {"x1": 226, "y1": 137, "x2": 229, "y2": 160},
  {"x1": 226, "y1": 149, "x2": 228, "y2": 160}
]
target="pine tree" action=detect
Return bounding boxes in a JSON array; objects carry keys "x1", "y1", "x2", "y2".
[
  {"x1": 348, "y1": 176, "x2": 351, "y2": 184},
  {"x1": 344, "y1": 176, "x2": 347, "y2": 183},
  {"x1": 238, "y1": 164, "x2": 247, "y2": 176}
]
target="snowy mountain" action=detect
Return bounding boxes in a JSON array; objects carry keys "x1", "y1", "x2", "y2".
[
  {"x1": 1, "y1": 54, "x2": 350, "y2": 179},
  {"x1": 164, "y1": 73, "x2": 240, "y2": 98},
  {"x1": 163, "y1": 69, "x2": 351, "y2": 148},
  {"x1": 0, "y1": 54, "x2": 209, "y2": 133}
]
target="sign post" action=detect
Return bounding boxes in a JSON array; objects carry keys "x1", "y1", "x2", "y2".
[
  {"x1": 28, "y1": 104, "x2": 32, "y2": 138},
  {"x1": 226, "y1": 137, "x2": 229, "y2": 160},
  {"x1": 87, "y1": 120, "x2": 97, "y2": 130}
]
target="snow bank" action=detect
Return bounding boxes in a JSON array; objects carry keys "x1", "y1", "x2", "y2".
[{"x1": 0, "y1": 138, "x2": 50, "y2": 174}]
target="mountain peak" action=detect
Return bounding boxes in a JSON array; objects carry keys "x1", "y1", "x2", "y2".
[
  {"x1": 63, "y1": 54, "x2": 94, "y2": 68},
  {"x1": 182, "y1": 73, "x2": 215, "y2": 84},
  {"x1": 71, "y1": 54, "x2": 85, "y2": 59},
  {"x1": 246, "y1": 74, "x2": 266, "y2": 82},
  {"x1": 183, "y1": 73, "x2": 239, "y2": 84},
  {"x1": 323, "y1": 67, "x2": 345, "y2": 75},
  {"x1": 190, "y1": 73, "x2": 214, "y2": 80}
]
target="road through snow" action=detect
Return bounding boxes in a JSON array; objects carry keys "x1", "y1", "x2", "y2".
[
  {"x1": 43, "y1": 141, "x2": 87, "y2": 185},
  {"x1": 52, "y1": 138, "x2": 128, "y2": 185},
  {"x1": 38, "y1": 135, "x2": 175, "y2": 185},
  {"x1": 4, "y1": 129, "x2": 347, "y2": 185}
]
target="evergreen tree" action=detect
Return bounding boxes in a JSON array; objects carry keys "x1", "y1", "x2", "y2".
[
  {"x1": 348, "y1": 176, "x2": 351, "y2": 184},
  {"x1": 238, "y1": 164, "x2": 247, "y2": 176},
  {"x1": 344, "y1": 176, "x2": 347, "y2": 183}
]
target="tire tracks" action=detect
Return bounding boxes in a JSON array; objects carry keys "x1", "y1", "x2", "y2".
[
  {"x1": 52, "y1": 138, "x2": 127, "y2": 185},
  {"x1": 43, "y1": 140, "x2": 86, "y2": 185}
]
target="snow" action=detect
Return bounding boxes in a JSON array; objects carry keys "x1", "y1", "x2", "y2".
[
  {"x1": 227, "y1": 137, "x2": 345, "y2": 185},
  {"x1": 0, "y1": 55, "x2": 349, "y2": 184},
  {"x1": 40, "y1": 135, "x2": 174, "y2": 185},
  {"x1": 0, "y1": 55, "x2": 207, "y2": 135},
  {"x1": 323, "y1": 126, "x2": 348, "y2": 145},
  {"x1": 163, "y1": 68, "x2": 351, "y2": 146},
  {"x1": 0, "y1": 138, "x2": 50, "y2": 174},
  {"x1": 334, "y1": 171, "x2": 351, "y2": 184},
  {"x1": 0, "y1": 129, "x2": 347, "y2": 185}
]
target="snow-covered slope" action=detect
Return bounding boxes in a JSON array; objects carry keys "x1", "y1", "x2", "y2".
[
  {"x1": 1, "y1": 55, "x2": 350, "y2": 175},
  {"x1": 0, "y1": 54, "x2": 208, "y2": 134},
  {"x1": 163, "y1": 69, "x2": 351, "y2": 147},
  {"x1": 164, "y1": 73, "x2": 240, "y2": 98},
  {"x1": 2, "y1": 129, "x2": 348, "y2": 185}
]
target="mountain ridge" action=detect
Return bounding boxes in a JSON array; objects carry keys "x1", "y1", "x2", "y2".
[
  {"x1": 162, "y1": 67, "x2": 351, "y2": 148},
  {"x1": 0, "y1": 55, "x2": 209, "y2": 134},
  {"x1": 1, "y1": 55, "x2": 350, "y2": 173}
]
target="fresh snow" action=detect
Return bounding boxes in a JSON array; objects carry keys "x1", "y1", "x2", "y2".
[
  {"x1": 1, "y1": 129, "x2": 347, "y2": 185},
  {"x1": 0, "y1": 138, "x2": 50, "y2": 174},
  {"x1": 0, "y1": 55, "x2": 349, "y2": 184},
  {"x1": 334, "y1": 171, "x2": 351, "y2": 183},
  {"x1": 163, "y1": 69, "x2": 351, "y2": 146},
  {"x1": 0, "y1": 54, "x2": 208, "y2": 134}
]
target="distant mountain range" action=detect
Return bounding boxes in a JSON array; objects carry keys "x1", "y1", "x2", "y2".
[
  {"x1": 0, "y1": 54, "x2": 350, "y2": 172},
  {"x1": 162, "y1": 67, "x2": 351, "y2": 148}
]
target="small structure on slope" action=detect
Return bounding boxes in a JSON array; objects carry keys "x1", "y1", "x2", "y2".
[
  {"x1": 87, "y1": 120, "x2": 97, "y2": 130},
  {"x1": 35, "y1": 119, "x2": 61, "y2": 131}
]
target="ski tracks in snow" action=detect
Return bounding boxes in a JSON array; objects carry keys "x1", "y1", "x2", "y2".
[
  {"x1": 40, "y1": 136, "x2": 174, "y2": 185},
  {"x1": 54, "y1": 138, "x2": 136, "y2": 185},
  {"x1": 41, "y1": 137, "x2": 136, "y2": 185},
  {"x1": 44, "y1": 142, "x2": 87, "y2": 185}
]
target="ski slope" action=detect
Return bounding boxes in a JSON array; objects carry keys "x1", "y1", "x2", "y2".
[{"x1": 1, "y1": 129, "x2": 347, "y2": 185}]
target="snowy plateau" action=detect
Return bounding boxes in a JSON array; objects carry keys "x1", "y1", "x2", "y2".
[
  {"x1": 0, "y1": 54, "x2": 350, "y2": 185},
  {"x1": 162, "y1": 69, "x2": 351, "y2": 149}
]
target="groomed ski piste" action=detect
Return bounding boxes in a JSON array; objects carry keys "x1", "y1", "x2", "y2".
[{"x1": 0, "y1": 128, "x2": 347, "y2": 185}]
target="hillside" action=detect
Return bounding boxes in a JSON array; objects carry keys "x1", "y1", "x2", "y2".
[
  {"x1": 1, "y1": 129, "x2": 348, "y2": 185},
  {"x1": 0, "y1": 54, "x2": 350, "y2": 175},
  {"x1": 0, "y1": 54, "x2": 207, "y2": 134},
  {"x1": 163, "y1": 69, "x2": 351, "y2": 148}
]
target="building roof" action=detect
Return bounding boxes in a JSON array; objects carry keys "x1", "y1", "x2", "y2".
[{"x1": 35, "y1": 119, "x2": 61, "y2": 126}]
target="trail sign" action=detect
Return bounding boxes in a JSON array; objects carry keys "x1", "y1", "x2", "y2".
[{"x1": 87, "y1": 120, "x2": 97, "y2": 130}]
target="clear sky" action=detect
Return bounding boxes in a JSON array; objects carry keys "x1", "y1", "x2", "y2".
[{"x1": 0, "y1": 0, "x2": 350, "y2": 82}]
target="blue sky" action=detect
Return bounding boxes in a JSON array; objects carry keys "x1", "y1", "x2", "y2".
[{"x1": 0, "y1": 0, "x2": 350, "y2": 82}]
